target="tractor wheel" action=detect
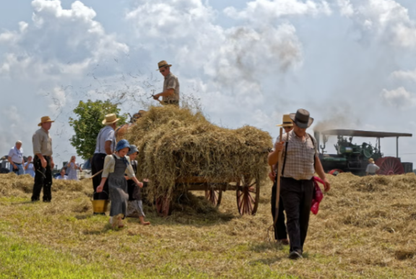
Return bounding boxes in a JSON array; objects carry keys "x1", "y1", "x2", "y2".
[{"x1": 375, "y1": 157, "x2": 404, "y2": 175}]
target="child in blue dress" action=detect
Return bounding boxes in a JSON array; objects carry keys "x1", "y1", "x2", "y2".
[{"x1": 97, "y1": 139, "x2": 144, "y2": 229}]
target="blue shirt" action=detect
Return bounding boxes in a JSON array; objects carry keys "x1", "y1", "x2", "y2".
[
  {"x1": 94, "y1": 126, "x2": 116, "y2": 154},
  {"x1": 8, "y1": 146, "x2": 23, "y2": 164}
]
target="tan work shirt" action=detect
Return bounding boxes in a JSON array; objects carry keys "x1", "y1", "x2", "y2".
[
  {"x1": 276, "y1": 130, "x2": 317, "y2": 180},
  {"x1": 163, "y1": 72, "x2": 180, "y2": 102},
  {"x1": 32, "y1": 128, "x2": 53, "y2": 156}
]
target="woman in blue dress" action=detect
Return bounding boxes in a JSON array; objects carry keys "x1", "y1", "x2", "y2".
[
  {"x1": 96, "y1": 139, "x2": 144, "y2": 229},
  {"x1": 24, "y1": 156, "x2": 35, "y2": 178},
  {"x1": 66, "y1": 156, "x2": 82, "y2": 180}
]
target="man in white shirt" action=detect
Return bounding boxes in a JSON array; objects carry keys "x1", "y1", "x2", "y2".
[
  {"x1": 91, "y1": 113, "x2": 120, "y2": 206},
  {"x1": 366, "y1": 158, "x2": 380, "y2": 175},
  {"x1": 8, "y1": 140, "x2": 25, "y2": 175}
]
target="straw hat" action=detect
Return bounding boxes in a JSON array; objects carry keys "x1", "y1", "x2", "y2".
[
  {"x1": 102, "y1": 113, "x2": 120, "y2": 125},
  {"x1": 368, "y1": 158, "x2": 374, "y2": 163},
  {"x1": 277, "y1": 114, "x2": 293, "y2": 127},
  {"x1": 157, "y1": 60, "x2": 172, "y2": 71},
  {"x1": 38, "y1": 116, "x2": 55, "y2": 126},
  {"x1": 289, "y1": 109, "x2": 314, "y2": 128}
]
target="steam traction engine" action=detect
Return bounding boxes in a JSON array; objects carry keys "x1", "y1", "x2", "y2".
[{"x1": 314, "y1": 129, "x2": 413, "y2": 176}]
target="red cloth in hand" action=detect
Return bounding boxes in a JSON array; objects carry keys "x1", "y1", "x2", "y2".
[{"x1": 311, "y1": 176, "x2": 324, "y2": 215}]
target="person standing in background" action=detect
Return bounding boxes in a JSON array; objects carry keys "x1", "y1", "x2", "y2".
[
  {"x1": 8, "y1": 140, "x2": 25, "y2": 175},
  {"x1": 366, "y1": 158, "x2": 380, "y2": 175},
  {"x1": 24, "y1": 155, "x2": 35, "y2": 178},
  {"x1": 66, "y1": 155, "x2": 82, "y2": 180},
  {"x1": 32, "y1": 116, "x2": 55, "y2": 202}
]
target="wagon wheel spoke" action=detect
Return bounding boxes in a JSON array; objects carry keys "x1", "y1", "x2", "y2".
[{"x1": 236, "y1": 178, "x2": 260, "y2": 216}]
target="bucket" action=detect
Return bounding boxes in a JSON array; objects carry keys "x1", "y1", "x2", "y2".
[
  {"x1": 91, "y1": 192, "x2": 109, "y2": 213},
  {"x1": 91, "y1": 199, "x2": 109, "y2": 213}
]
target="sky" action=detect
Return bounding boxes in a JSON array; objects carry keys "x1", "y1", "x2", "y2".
[{"x1": 1, "y1": 0, "x2": 416, "y2": 169}]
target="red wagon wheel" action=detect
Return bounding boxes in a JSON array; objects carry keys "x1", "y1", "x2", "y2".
[
  {"x1": 375, "y1": 157, "x2": 404, "y2": 175},
  {"x1": 236, "y1": 177, "x2": 260, "y2": 215},
  {"x1": 155, "y1": 195, "x2": 171, "y2": 217},
  {"x1": 205, "y1": 186, "x2": 223, "y2": 207}
]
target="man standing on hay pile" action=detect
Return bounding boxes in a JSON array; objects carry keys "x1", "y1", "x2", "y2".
[
  {"x1": 152, "y1": 60, "x2": 180, "y2": 106},
  {"x1": 91, "y1": 114, "x2": 120, "y2": 210},
  {"x1": 269, "y1": 109, "x2": 330, "y2": 260},
  {"x1": 31, "y1": 116, "x2": 55, "y2": 202},
  {"x1": 8, "y1": 140, "x2": 25, "y2": 175}
]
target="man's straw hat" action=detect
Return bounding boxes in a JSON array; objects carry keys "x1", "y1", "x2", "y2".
[
  {"x1": 277, "y1": 114, "x2": 293, "y2": 127},
  {"x1": 157, "y1": 60, "x2": 172, "y2": 71},
  {"x1": 102, "y1": 113, "x2": 120, "y2": 125},
  {"x1": 38, "y1": 116, "x2": 54, "y2": 126},
  {"x1": 368, "y1": 158, "x2": 374, "y2": 163}
]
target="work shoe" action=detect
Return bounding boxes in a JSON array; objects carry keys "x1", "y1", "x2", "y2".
[{"x1": 288, "y1": 250, "x2": 302, "y2": 260}]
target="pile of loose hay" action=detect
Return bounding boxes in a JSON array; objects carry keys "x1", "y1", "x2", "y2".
[
  {"x1": 125, "y1": 106, "x2": 272, "y2": 200},
  {"x1": 0, "y1": 172, "x2": 93, "y2": 214}
]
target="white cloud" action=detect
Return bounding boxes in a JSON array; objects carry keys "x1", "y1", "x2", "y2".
[
  {"x1": 0, "y1": 0, "x2": 128, "y2": 80},
  {"x1": 390, "y1": 68, "x2": 416, "y2": 82},
  {"x1": 381, "y1": 87, "x2": 416, "y2": 109},
  {"x1": 126, "y1": 0, "x2": 304, "y2": 111},
  {"x1": 224, "y1": 0, "x2": 331, "y2": 23},
  {"x1": 338, "y1": 0, "x2": 416, "y2": 48},
  {"x1": 0, "y1": 106, "x2": 34, "y2": 157},
  {"x1": 337, "y1": 0, "x2": 353, "y2": 16}
]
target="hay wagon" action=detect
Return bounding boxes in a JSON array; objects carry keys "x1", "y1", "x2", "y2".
[
  {"x1": 154, "y1": 170, "x2": 265, "y2": 217},
  {"x1": 125, "y1": 106, "x2": 272, "y2": 217}
]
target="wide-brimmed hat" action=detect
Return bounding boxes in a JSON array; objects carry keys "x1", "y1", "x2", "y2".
[
  {"x1": 290, "y1": 109, "x2": 314, "y2": 128},
  {"x1": 102, "y1": 113, "x2": 120, "y2": 125},
  {"x1": 127, "y1": 144, "x2": 139, "y2": 155},
  {"x1": 156, "y1": 60, "x2": 172, "y2": 71},
  {"x1": 116, "y1": 139, "x2": 131, "y2": 152},
  {"x1": 277, "y1": 114, "x2": 293, "y2": 127},
  {"x1": 368, "y1": 158, "x2": 374, "y2": 163},
  {"x1": 38, "y1": 116, "x2": 55, "y2": 126}
]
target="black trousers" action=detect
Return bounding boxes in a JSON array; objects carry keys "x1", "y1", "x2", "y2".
[
  {"x1": 280, "y1": 177, "x2": 314, "y2": 253},
  {"x1": 91, "y1": 153, "x2": 109, "y2": 200},
  {"x1": 271, "y1": 179, "x2": 287, "y2": 240},
  {"x1": 31, "y1": 155, "x2": 52, "y2": 202}
]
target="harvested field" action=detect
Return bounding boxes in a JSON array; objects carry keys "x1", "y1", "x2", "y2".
[{"x1": 0, "y1": 172, "x2": 416, "y2": 278}]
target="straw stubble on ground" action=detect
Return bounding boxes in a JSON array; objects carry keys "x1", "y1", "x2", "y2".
[{"x1": 0, "y1": 172, "x2": 416, "y2": 278}]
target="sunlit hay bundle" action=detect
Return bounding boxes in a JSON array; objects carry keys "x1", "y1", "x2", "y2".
[
  {"x1": 53, "y1": 179, "x2": 92, "y2": 196},
  {"x1": 0, "y1": 173, "x2": 34, "y2": 197},
  {"x1": 125, "y1": 106, "x2": 272, "y2": 201}
]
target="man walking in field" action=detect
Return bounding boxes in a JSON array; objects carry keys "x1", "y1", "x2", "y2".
[
  {"x1": 153, "y1": 60, "x2": 180, "y2": 106},
  {"x1": 269, "y1": 109, "x2": 330, "y2": 259},
  {"x1": 8, "y1": 140, "x2": 25, "y2": 175},
  {"x1": 31, "y1": 116, "x2": 55, "y2": 202}
]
